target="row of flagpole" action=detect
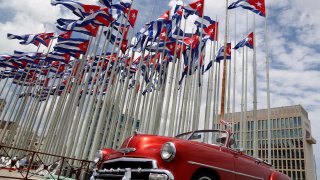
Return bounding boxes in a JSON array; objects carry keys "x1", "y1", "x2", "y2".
[{"x1": 0, "y1": 0, "x2": 272, "y2": 163}]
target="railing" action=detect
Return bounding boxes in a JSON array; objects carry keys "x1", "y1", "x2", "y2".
[{"x1": 0, "y1": 145, "x2": 94, "y2": 180}]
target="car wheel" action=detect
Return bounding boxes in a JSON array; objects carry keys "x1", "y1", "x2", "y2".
[{"x1": 193, "y1": 172, "x2": 217, "y2": 180}]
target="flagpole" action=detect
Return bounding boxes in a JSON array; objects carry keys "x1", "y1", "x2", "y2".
[
  {"x1": 252, "y1": 14, "x2": 258, "y2": 158},
  {"x1": 226, "y1": 19, "x2": 232, "y2": 123},
  {"x1": 185, "y1": 37, "x2": 195, "y2": 132},
  {"x1": 239, "y1": 43, "x2": 245, "y2": 148},
  {"x1": 264, "y1": 11, "x2": 272, "y2": 164},
  {"x1": 232, "y1": 9, "x2": 237, "y2": 130},
  {"x1": 219, "y1": 0, "x2": 229, "y2": 126}
]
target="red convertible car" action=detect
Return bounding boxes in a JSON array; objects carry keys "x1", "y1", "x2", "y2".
[{"x1": 92, "y1": 130, "x2": 290, "y2": 180}]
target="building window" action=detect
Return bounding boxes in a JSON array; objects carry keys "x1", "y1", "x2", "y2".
[
  {"x1": 281, "y1": 118, "x2": 285, "y2": 128},
  {"x1": 292, "y1": 160, "x2": 296, "y2": 169},
  {"x1": 297, "y1": 171, "x2": 301, "y2": 179},
  {"x1": 279, "y1": 160, "x2": 282, "y2": 169},
  {"x1": 251, "y1": 121, "x2": 254, "y2": 130},
  {"x1": 277, "y1": 118, "x2": 281, "y2": 128},
  {"x1": 301, "y1": 150, "x2": 304, "y2": 159},
  {"x1": 285, "y1": 118, "x2": 289, "y2": 128},
  {"x1": 258, "y1": 120, "x2": 261, "y2": 130},
  {"x1": 298, "y1": 116, "x2": 302, "y2": 127},
  {"x1": 290, "y1": 117, "x2": 293, "y2": 128},
  {"x1": 282, "y1": 160, "x2": 287, "y2": 169},
  {"x1": 273, "y1": 119, "x2": 277, "y2": 129},
  {"x1": 258, "y1": 131, "x2": 261, "y2": 139},
  {"x1": 299, "y1": 128, "x2": 302, "y2": 138},
  {"x1": 294, "y1": 117, "x2": 297, "y2": 127},
  {"x1": 292, "y1": 172, "x2": 296, "y2": 179},
  {"x1": 296, "y1": 150, "x2": 300, "y2": 158}
]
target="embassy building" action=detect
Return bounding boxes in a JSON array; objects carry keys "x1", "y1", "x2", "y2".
[{"x1": 228, "y1": 105, "x2": 317, "y2": 180}]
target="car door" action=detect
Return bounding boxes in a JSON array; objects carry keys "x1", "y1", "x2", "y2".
[{"x1": 231, "y1": 150, "x2": 265, "y2": 180}]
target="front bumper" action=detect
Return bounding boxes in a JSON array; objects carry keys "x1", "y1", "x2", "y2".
[{"x1": 91, "y1": 157, "x2": 174, "y2": 180}]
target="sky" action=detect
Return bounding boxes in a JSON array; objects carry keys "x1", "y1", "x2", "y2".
[{"x1": 0, "y1": 0, "x2": 319, "y2": 178}]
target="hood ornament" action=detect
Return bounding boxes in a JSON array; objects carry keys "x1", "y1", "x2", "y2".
[{"x1": 117, "y1": 148, "x2": 136, "y2": 154}]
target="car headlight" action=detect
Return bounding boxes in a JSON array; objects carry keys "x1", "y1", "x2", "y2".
[
  {"x1": 160, "y1": 142, "x2": 176, "y2": 162},
  {"x1": 93, "y1": 150, "x2": 103, "y2": 164}
]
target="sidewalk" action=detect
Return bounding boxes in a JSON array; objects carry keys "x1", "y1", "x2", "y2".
[{"x1": 0, "y1": 169, "x2": 44, "y2": 180}]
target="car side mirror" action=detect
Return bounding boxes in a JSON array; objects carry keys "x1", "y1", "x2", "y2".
[{"x1": 236, "y1": 147, "x2": 245, "y2": 153}]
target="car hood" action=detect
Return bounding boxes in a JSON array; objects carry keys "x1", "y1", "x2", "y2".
[{"x1": 105, "y1": 134, "x2": 222, "y2": 161}]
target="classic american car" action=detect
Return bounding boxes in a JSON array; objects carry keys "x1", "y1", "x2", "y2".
[{"x1": 92, "y1": 130, "x2": 290, "y2": 180}]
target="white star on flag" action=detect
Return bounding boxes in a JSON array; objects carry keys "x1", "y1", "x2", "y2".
[
  {"x1": 256, "y1": 2, "x2": 262, "y2": 7},
  {"x1": 196, "y1": 2, "x2": 202, "y2": 8}
]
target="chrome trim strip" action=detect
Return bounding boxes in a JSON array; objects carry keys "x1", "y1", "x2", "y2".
[
  {"x1": 101, "y1": 157, "x2": 158, "y2": 169},
  {"x1": 117, "y1": 148, "x2": 136, "y2": 154},
  {"x1": 188, "y1": 161, "x2": 264, "y2": 180},
  {"x1": 96, "y1": 168, "x2": 174, "y2": 180}
]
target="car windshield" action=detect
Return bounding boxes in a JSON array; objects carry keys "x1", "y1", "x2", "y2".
[{"x1": 176, "y1": 130, "x2": 228, "y2": 146}]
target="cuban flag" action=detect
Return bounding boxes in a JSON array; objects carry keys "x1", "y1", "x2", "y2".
[
  {"x1": 234, "y1": 32, "x2": 254, "y2": 49},
  {"x1": 195, "y1": 16, "x2": 219, "y2": 41},
  {"x1": 36, "y1": 32, "x2": 55, "y2": 47},
  {"x1": 7, "y1": 33, "x2": 39, "y2": 46},
  {"x1": 56, "y1": 31, "x2": 72, "y2": 39},
  {"x1": 128, "y1": 9, "x2": 138, "y2": 28},
  {"x1": 216, "y1": 43, "x2": 232, "y2": 62},
  {"x1": 46, "y1": 52, "x2": 71, "y2": 64},
  {"x1": 228, "y1": 0, "x2": 266, "y2": 17},
  {"x1": 54, "y1": 39, "x2": 89, "y2": 55},
  {"x1": 51, "y1": 0, "x2": 101, "y2": 19},
  {"x1": 157, "y1": 10, "x2": 170, "y2": 22},
  {"x1": 184, "y1": 0, "x2": 204, "y2": 17},
  {"x1": 57, "y1": 20, "x2": 99, "y2": 37},
  {"x1": 85, "y1": 7, "x2": 114, "y2": 27},
  {"x1": 7, "y1": 33, "x2": 54, "y2": 47}
]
